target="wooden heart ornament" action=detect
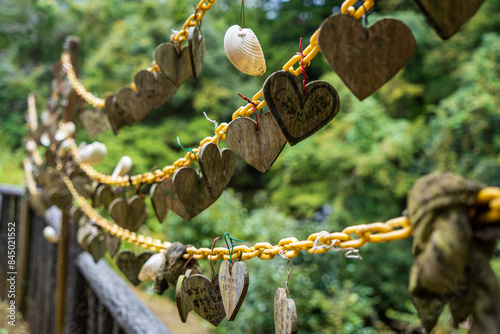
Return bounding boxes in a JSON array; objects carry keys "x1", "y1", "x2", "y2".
[
  {"x1": 225, "y1": 112, "x2": 286, "y2": 173},
  {"x1": 318, "y1": 14, "x2": 416, "y2": 101},
  {"x1": 133, "y1": 70, "x2": 178, "y2": 110},
  {"x1": 94, "y1": 184, "x2": 123, "y2": 209},
  {"x1": 116, "y1": 87, "x2": 154, "y2": 123},
  {"x1": 413, "y1": 0, "x2": 484, "y2": 40},
  {"x1": 109, "y1": 195, "x2": 147, "y2": 232},
  {"x1": 198, "y1": 143, "x2": 235, "y2": 199},
  {"x1": 150, "y1": 178, "x2": 191, "y2": 222},
  {"x1": 188, "y1": 26, "x2": 206, "y2": 79},
  {"x1": 219, "y1": 260, "x2": 249, "y2": 321},
  {"x1": 116, "y1": 250, "x2": 153, "y2": 286},
  {"x1": 175, "y1": 269, "x2": 194, "y2": 323},
  {"x1": 154, "y1": 43, "x2": 192, "y2": 87},
  {"x1": 105, "y1": 95, "x2": 135, "y2": 134},
  {"x1": 263, "y1": 70, "x2": 340, "y2": 145},
  {"x1": 274, "y1": 288, "x2": 298, "y2": 334},
  {"x1": 181, "y1": 274, "x2": 226, "y2": 326},
  {"x1": 106, "y1": 233, "x2": 121, "y2": 258},
  {"x1": 87, "y1": 231, "x2": 107, "y2": 263}
]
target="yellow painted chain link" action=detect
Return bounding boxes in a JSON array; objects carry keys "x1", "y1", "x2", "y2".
[
  {"x1": 27, "y1": 93, "x2": 38, "y2": 132},
  {"x1": 170, "y1": 0, "x2": 217, "y2": 46}
]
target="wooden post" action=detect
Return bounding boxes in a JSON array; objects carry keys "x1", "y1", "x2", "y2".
[
  {"x1": 54, "y1": 209, "x2": 69, "y2": 334},
  {"x1": 16, "y1": 191, "x2": 31, "y2": 314}
]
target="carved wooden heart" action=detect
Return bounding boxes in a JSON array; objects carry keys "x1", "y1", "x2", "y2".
[
  {"x1": 175, "y1": 269, "x2": 193, "y2": 323},
  {"x1": 150, "y1": 178, "x2": 191, "y2": 222},
  {"x1": 413, "y1": 0, "x2": 484, "y2": 40},
  {"x1": 172, "y1": 167, "x2": 216, "y2": 221},
  {"x1": 263, "y1": 70, "x2": 340, "y2": 145},
  {"x1": 274, "y1": 288, "x2": 297, "y2": 334},
  {"x1": 87, "y1": 231, "x2": 107, "y2": 263},
  {"x1": 188, "y1": 26, "x2": 206, "y2": 79},
  {"x1": 106, "y1": 233, "x2": 121, "y2": 258},
  {"x1": 154, "y1": 43, "x2": 192, "y2": 87},
  {"x1": 198, "y1": 143, "x2": 235, "y2": 199},
  {"x1": 116, "y1": 250, "x2": 153, "y2": 286},
  {"x1": 109, "y1": 195, "x2": 147, "y2": 232},
  {"x1": 72, "y1": 175, "x2": 92, "y2": 199},
  {"x1": 133, "y1": 70, "x2": 177, "y2": 110},
  {"x1": 95, "y1": 184, "x2": 123, "y2": 210},
  {"x1": 318, "y1": 14, "x2": 416, "y2": 101},
  {"x1": 219, "y1": 260, "x2": 249, "y2": 321},
  {"x1": 181, "y1": 274, "x2": 226, "y2": 327},
  {"x1": 105, "y1": 95, "x2": 134, "y2": 134},
  {"x1": 225, "y1": 112, "x2": 286, "y2": 173},
  {"x1": 79, "y1": 109, "x2": 111, "y2": 137},
  {"x1": 116, "y1": 87, "x2": 154, "y2": 122}
]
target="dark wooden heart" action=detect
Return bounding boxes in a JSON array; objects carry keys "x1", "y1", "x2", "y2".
[
  {"x1": 116, "y1": 250, "x2": 153, "y2": 286},
  {"x1": 172, "y1": 167, "x2": 216, "y2": 221},
  {"x1": 79, "y1": 109, "x2": 111, "y2": 137},
  {"x1": 72, "y1": 175, "x2": 92, "y2": 199},
  {"x1": 154, "y1": 43, "x2": 192, "y2": 87},
  {"x1": 318, "y1": 14, "x2": 416, "y2": 101},
  {"x1": 133, "y1": 70, "x2": 177, "y2": 110},
  {"x1": 106, "y1": 233, "x2": 121, "y2": 258},
  {"x1": 263, "y1": 70, "x2": 340, "y2": 145},
  {"x1": 274, "y1": 288, "x2": 298, "y2": 334},
  {"x1": 413, "y1": 0, "x2": 484, "y2": 40},
  {"x1": 188, "y1": 26, "x2": 206, "y2": 79},
  {"x1": 219, "y1": 260, "x2": 249, "y2": 321},
  {"x1": 175, "y1": 272, "x2": 191, "y2": 323},
  {"x1": 105, "y1": 94, "x2": 135, "y2": 134},
  {"x1": 109, "y1": 195, "x2": 147, "y2": 232},
  {"x1": 87, "y1": 231, "x2": 107, "y2": 263},
  {"x1": 95, "y1": 184, "x2": 123, "y2": 209},
  {"x1": 150, "y1": 178, "x2": 191, "y2": 222},
  {"x1": 181, "y1": 274, "x2": 226, "y2": 327},
  {"x1": 225, "y1": 112, "x2": 286, "y2": 174},
  {"x1": 198, "y1": 143, "x2": 235, "y2": 199},
  {"x1": 116, "y1": 87, "x2": 154, "y2": 122}
]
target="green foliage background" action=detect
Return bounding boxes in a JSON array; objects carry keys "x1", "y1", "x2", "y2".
[{"x1": 1, "y1": 0, "x2": 500, "y2": 332}]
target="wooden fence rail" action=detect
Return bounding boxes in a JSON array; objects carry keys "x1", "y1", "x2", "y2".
[{"x1": 0, "y1": 185, "x2": 172, "y2": 334}]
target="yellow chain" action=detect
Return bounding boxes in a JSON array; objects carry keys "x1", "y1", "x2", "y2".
[
  {"x1": 170, "y1": 0, "x2": 217, "y2": 46},
  {"x1": 26, "y1": 93, "x2": 38, "y2": 132}
]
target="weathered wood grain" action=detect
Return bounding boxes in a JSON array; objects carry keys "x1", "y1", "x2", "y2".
[
  {"x1": 225, "y1": 112, "x2": 287, "y2": 173},
  {"x1": 188, "y1": 26, "x2": 206, "y2": 79},
  {"x1": 274, "y1": 288, "x2": 297, "y2": 334},
  {"x1": 106, "y1": 232, "x2": 121, "y2": 258},
  {"x1": 116, "y1": 87, "x2": 155, "y2": 123},
  {"x1": 95, "y1": 184, "x2": 123, "y2": 210},
  {"x1": 134, "y1": 70, "x2": 177, "y2": 110},
  {"x1": 219, "y1": 260, "x2": 249, "y2": 321},
  {"x1": 154, "y1": 43, "x2": 192, "y2": 87},
  {"x1": 109, "y1": 195, "x2": 147, "y2": 232},
  {"x1": 198, "y1": 142, "x2": 235, "y2": 199},
  {"x1": 115, "y1": 250, "x2": 153, "y2": 286},
  {"x1": 318, "y1": 14, "x2": 416, "y2": 101},
  {"x1": 175, "y1": 273, "x2": 191, "y2": 322}
]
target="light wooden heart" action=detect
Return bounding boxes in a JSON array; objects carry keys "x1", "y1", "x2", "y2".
[
  {"x1": 150, "y1": 178, "x2": 191, "y2": 222},
  {"x1": 72, "y1": 175, "x2": 92, "y2": 199},
  {"x1": 105, "y1": 95, "x2": 134, "y2": 134},
  {"x1": 48, "y1": 187, "x2": 72, "y2": 210},
  {"x1": 181, "y1": 274, "x2": 226, "y2": 327},
  {"x1": 175, "y1": 270, "x2": 193, "y2": 323},
  {"x1": 79, "y1": 109, "x2": 111, "y2": 137},
  {"x1": 318, "y1": 14, "x2": 416, "y2": 101},
  {"x1": 116, "y1": 87, "x2": 155, "y2": 122},
  {"x1": 109, "y1": 195, "x2": 147, "y2": 232},
  {"x1": 198, "y1": 143, "x2": 235, "y2": 199},
  {"x1": 219, "y1": 260, "x2": 249, "y2": 321},
  {"x1": 95, "y1": 184, "x2": 123, "y2": 210},
  {"x1": 154, "y1": 43, "x2": 192, "y2": 87},
  {"x1": 274, "y1": 288, "x2": 298, "y2": 334},
  {"x1": 263, "y1": 70, "x2": 340, "y2": 145},
  {"x1": 116, "y1": 250, "x2": 153, "y2": 286},
  {"x1": 173, "y1": 167, "x2": 216, "y2": 221},
  {"x1": 87, "y1": 231, "x2": 106, "y2": 263},
  {"x1": 225, "y1": 112, "x2": 286, "y2": 174},
  {"x1": 106, "y1": 233, "x2": 121, "y2": 258},
  {"x1": 413, "y1": 0, "x2": 484, "y2": 40},
  {"x1": 133, "y1": 70, "x2": 178, "y2": 110},
  {"x1": 188, "y1": 26, "x2": 206, "y2": 79}
]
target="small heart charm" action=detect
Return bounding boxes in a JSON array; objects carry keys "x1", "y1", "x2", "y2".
[
  {"x1": 106, "y1": 233, "x2": 121, "y2": 258},
  {"x1": 181, "y1": 274, "x2": 226, "y2": 327},
  {"x1": 274, "y1": 288, "x2": 298, "y2": 334},
  {"x1": 175, "y1": 269, "x2": 194, "y2": 323},
  {"x1": 263, "y1": 70, "x2": 340, "y2": 145},
  {"x1": 173, "y1": 167, "x2": 216, "y2": 221},
  {"x1": 116, "y1": 87, "x2": 154, "y2": 122},
  {"x1": 219, "y1": 260, "x2": 249, "y2": 321},
  {"x1": 94, "y1": 184, "x2": 123, "y2": 209},
  {"x1": 115, "y1": 250, "x2": 153, "y2": 286},
  {"x1": 188, "y1": 26, "x2": 206, "y2": 79},
  {"x1": 413, "y1": 0, "x2": 484, "y2": 40},
  {"x1": 150, "y1": 178, "x2": 191, "y2": 222},
  {"x1": 133, "y1": 70, "x2": 178, "y2": 110},
  {"x1": 225, "y1": 112, "x2": 286, "y2": 173},
  {"x1": 109, "y1": 195, "x2": 147, "y2": 232},
  {"x1": 79, "y1": 109, "x2": 111, "y2": 137},
  {"x1": 71, "y1": 175, "x2": 92, "y2": 199},
  {"x1": 87, "y1": 231, "x2": 107, "y2": 263},
  {"x1": 154, "y1": 43, "x2": 192, "y2": 87},
  {"x1": 318, "y1": 14, "x2": 416, "y2": 101},
  {"x1": 198, "y1": 142, "x2": 235, "y2": 199},
  {"x1": 105, "y1": 95, "x2": 135, "y2": 134}
]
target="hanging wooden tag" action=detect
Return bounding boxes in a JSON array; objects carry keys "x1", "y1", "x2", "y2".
[
  {"x1": 70, "y1": 206, "x2": 83, "y2": 224},
  {"x1": 76, "y1": 224, "x2": 94, "y2": 252},
  {"x1": 263, "y1": 70, "x2": 340, "y2": 145},
  {"x1": 173, "y1": 167, "x2": 217, "y2": 221},
  {"x1": 116, "y1": 87, "x2": 155, "y2": 123},
  {"x1": 181, "y1": 274, "x2": 226, "y2": 327},
  {"x1": 225, "y1": 112, "x2": 287, "y2": 174},
  {"x1": 188, "y1": 26, "x2": 206, "y2": 79},
  {"x1": 274, "y1": 288, "x2": 298, "y2": 334},
  {"x1": 318, "y1": 14, "x2": 416, "y2": 101},
  {"x1": 79, "y1": 109, "x2": 111, "y2": 137},
  {"x1": 116, "y1": 250, "x2": 153, "y2": 286},
  {"x1": 150, "y1": 178, "x2": 191, "y2": 223},
  {"x1": 87, "y1": 231, "x2": 107, "y2": 263},
  {"x1": 154, "y1": 43, "x2": 192, "y2": 87},
  {"x1": 109, "y1": 195, "x2": 147, "y2": 232},
  {"x1": 133, "y1": 70, "x2": 178, "y2": 111},
  {"x1": 48, "y1": 187, "x2": 72, "y2": 211},
  {"x1": 106, "y1": 233, "x2": 121, "y2": 258},
  {"x1": 175, "y1": 269, "x2": 194, "y2": 323},
  {"x1": 72, "y1": 175, "x2": 92, "y2": 199},
  {"x1": 413, "y1": 0, "x2": 484, "y2": 40},
  {"x1": 198, "y1": 143, "x2": 235, "y2": 199},
  {"x1": 105, "y1": 95, "x2": 134, "y2": 134},
  {"x1": 94, "y1": 184, "x2": 123, "y2": 210},
  {"x1": 219, "y1": 260, "x2": 249, "y2": 321}
]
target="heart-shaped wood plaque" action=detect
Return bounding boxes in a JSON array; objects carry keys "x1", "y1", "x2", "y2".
[
  {"x1": 188, "y1": 26, "x2": 206, "y2": 79},
  {"x1": 175, "y1": 269, "x2": 194, "y2": 323},
  {"x1": 413, "y1": 0, "x2": 484, "y2": 40},
  {"x1": 318, "y1": 14, "x2": 416, "y2": 101},
  {"x1": 263, "y1": 70, "x2": 340, "y2": 145},
  {"x1": 198, "y1": 142, "x2": 235, "y2": 199},
  {"x1": 274, "y1": 288, "x2": 298, "y2": 334},
  {"x1": 225, "y1": 112, "x2": 286, "y2": 173},
  {"x1": 150, "y1": 178, "x2": 191, "y2": 222},
  {"x1": 154, "y1": 43, "x2": 192, "y2": 87},
  {"x1": 109, "y1": 195, "x2": 147, "y2": 232},
  {"x1": 116, "y1": 250, "x2": 153, "y2": 286},
  {"x1": 219, "y1": 260, "x2": 249, "y2": 321}
]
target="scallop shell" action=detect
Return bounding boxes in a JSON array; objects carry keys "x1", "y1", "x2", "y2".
[
  {"x1": 112, "y1": 156, "x2": 133, "y2": 178},
  {"x1": 78, "y1": 141, "x2": 107, "y2": 165},
  {"x1": 25, "y1": 140, "x2": 37, "y2": 153},
  {"x1": 43, "y1": 226, "x2": 59, "y2": 244},
  {"x1": 54, "y1": 121, "x2": 75, "y2": 141},
  {"x1": 40, "y1": 132, "x2": 51, "y2": 147},
  {"x1": 138, "y1": 252, "x2": 166, "y2": 282},
  {"x1": 224, "y1": 25, "x2": 266, "y2": 76}
]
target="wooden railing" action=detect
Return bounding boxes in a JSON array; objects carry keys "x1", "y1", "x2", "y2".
[{"x1": 0, "y1": 185, "x2": 172, "y2": 334}]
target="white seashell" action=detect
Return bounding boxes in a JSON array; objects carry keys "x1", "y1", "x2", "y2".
[
  {"x1": 43, "y1": 226, "x2": 59, "y2": 243},
  {"x1": 25, "y1": 140, "x2": 37, "y2": 153},
  {"x1": 54, "y1": 121, "x2": 75, "y2": 141},
  {"x1": 78, "y1": 142, "x2": 107, "y2": 165},
  {"x1": 224, "y1": 25, "x2": 266, "y2": 76},
  {"x1": 40, "y1": 132, "x2": 51, "y2": 147},
  {"x1": 57, "y1": 139, "x2": 73, "y2": 157},
  {"x1": 111, "y1": 156, "x2": 133, "y2": 178},
  {"x1": 138, "y1": 253, "x2": 166, "y2": 282}
]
